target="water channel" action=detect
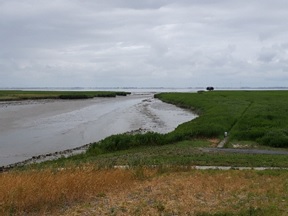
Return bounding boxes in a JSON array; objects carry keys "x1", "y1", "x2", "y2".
[{"x1": 0, "y1": 93, "x2": 197, "y2": 166}]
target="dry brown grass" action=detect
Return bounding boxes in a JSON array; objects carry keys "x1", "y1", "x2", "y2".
[
  {"x1": 0, "y1": 166, "x2": 135, "y2": 215},
  {"x1": 60, "y1": 169, "x2": 288, "y2": 216},
  {"x1": 0, "y1": 166, "x2": 287, "y2": 216}
]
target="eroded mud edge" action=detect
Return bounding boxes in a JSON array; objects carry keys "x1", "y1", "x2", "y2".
[{"x1": 0, "y1": 128, "x2": 148, "y2": 172}]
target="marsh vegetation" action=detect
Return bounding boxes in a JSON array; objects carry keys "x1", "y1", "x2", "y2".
[
  {"x1": 1, "y1": 90, "x2": 288, "y2": 215},
  {"x1": 0, "y1": 90, "x2": 130, "y2": 101},
  {"x1": 156, "y1": 90, "x2": 288, "y2": 148}
]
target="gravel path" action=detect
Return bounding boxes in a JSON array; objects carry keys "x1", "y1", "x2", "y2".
[{"x1": 201, "y1": 147, "x2": 288, "y2": 155}]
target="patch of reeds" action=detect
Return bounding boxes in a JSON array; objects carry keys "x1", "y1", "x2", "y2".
[
  {"x1": 156, "y1": 91, "x2": 288, "y2": 148},
  {"x1": 0, "y1": 90, "x2": 130, "y2": 101}
]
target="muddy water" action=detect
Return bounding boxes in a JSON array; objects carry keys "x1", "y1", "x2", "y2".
[{"x1": 0, "y1": 93, "x2": 197, "y2": 166}]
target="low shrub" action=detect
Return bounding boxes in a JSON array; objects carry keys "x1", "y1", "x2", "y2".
[
  {"x1": 194, "y1": 123, "x2": 225, "y2": 137},
  {"x1": 258, "y1": 129, "x2": 288, "y2": 148},
  {"x1": 232, "y1": 128, "x2": 266, "y2": 141},
  {"x1": 98, "y1": 134, "x2": 134, "y2": 151},
  {"x1": 87, "y1": 132, "x2": 166, "y2": 155},
  {"x1": 59, "y1": 94, "x2": 91, "y2": 99}
]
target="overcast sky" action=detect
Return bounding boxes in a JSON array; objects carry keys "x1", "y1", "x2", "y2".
[{"x1": 1, "y1": 0, "x2": 288, "y2": 88}]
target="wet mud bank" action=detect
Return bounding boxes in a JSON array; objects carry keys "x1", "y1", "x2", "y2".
[
  {"x1": 0, "y1": 93, "x2": 197, "y2": 168},
  {"x1": 0, "y1": 128, "x2": 147, "y2": 172}
]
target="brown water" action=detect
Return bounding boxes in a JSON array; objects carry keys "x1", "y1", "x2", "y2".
[{"x1": 0, "y1": 93, "x2": 197, "y2": 166}]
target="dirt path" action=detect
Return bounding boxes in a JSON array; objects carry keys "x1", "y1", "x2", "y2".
[{"x1": 201, "y1": 147, "x2": 288, "y2": 155}]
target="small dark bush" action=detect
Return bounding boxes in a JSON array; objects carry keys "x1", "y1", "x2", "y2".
[
  {"x1": 115, "y1": 92, "x2": 130, "y2": 96},
  {"x1": 59, "y1": 94, "x2": 91, "y2": 99},
  {"x1": 193, "y1": 123, "x2": 224, "y2": 138},
  {"x1": 258, "y1": 129, "x2": 288, "y2": 148},
  {"x1": 233, "y1": 128, "x2": 266, "y2": 140},
  {"x1": 98, "y1": 134, "x2": 133, "y2": 151},
  {"x1": 87, "y1": 132, "x2": 167, "y2": 154},
  {"x1": 95, "y1": 94, "x2": 115, "y2": 97}
]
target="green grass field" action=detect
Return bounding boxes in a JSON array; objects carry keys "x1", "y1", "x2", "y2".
[
  {"x1": 78, "y1": 91, "x2": 288, "y2": 163},
  {"x1": 22, "y1": 139, "x2": 287, "y2": 172},
  {"x1": 0, "y1": 90, "x2": 129, "y2": 101},
  {"x1": 156, "y1": 90, "x2": 288, "y2": 148}
]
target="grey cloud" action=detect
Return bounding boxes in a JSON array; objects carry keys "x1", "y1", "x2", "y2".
[
  {"x1": 258, "y1": 45, "x2": 288, "y2": 64},
  {"x1": 1, "y1": 0, "x2": 288, "y2": 88},
  {"x1": 258, "y1": 51, "x2": 277, "y2": 63}
]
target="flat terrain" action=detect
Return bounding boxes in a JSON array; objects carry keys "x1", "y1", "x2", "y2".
[
  {"x1": 1, "y1": 90, "x2": 288, "y2": 215},
  {"x1": 0, "y1": 94, "x2": 195, "y2": 166},
  {"x1": 156, "y1": 90, "x2": 288, "y2": 148},
  {"x1": 0, "y1": 90, "x2": 129, "y2": 101}
]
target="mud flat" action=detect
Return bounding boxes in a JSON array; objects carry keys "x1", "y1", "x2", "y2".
[{"x1": 0, "y1": 93, "x2": 197, "y2": 166}]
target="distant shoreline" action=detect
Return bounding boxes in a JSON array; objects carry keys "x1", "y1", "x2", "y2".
[{"x1": 0, "y1": 90, "x2": 130, "y2": 101}]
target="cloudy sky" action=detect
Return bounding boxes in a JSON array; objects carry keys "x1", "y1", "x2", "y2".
[{"x1": 1, "y1": 0, "x2": 288, "y2": 88}]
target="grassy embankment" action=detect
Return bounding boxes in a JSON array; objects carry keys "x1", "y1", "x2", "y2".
[
  {"x1": 66, "y1": 90, "x2": 287, "y2": 168},
  {"x1": 157, "y1": 91, "x2": 288, "y2": 148},
  {"x1": 0, "y1": 90, "x2": 129, "y2": 101},
  {"x1": 7, "y1": 90, "x2": 288, "y2": 169},
  {"x1": 155, "y1": 91, "x2": 288, "y2": 148},
  {"x1": 1, "y1": 90, "x2": 288, "y2": 215},
  {"x1": 1, "y1": 167, "x2": 287, "y2": 216}
]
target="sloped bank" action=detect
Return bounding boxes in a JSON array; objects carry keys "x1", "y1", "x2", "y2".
[{"x1": 0, "y1": 95, "x2": 196, "y2": 169}]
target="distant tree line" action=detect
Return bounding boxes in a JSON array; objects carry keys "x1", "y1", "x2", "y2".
[{"x1": 206, "y1": 86, "x2": 214, "y2": 91}]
